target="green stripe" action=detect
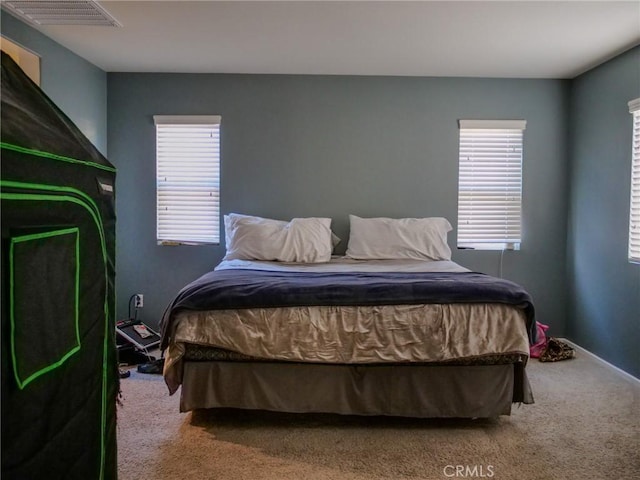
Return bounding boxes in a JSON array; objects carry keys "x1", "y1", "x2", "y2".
[
  {"x1": 1, "y1": 183, "x2": 112, "y2": 480},
  {"x1": 10, "y1": 226, "x2": 79, "y2": 243},
  {"x1": 10, "y1": 227, "x2": 81, "y2": 389},
  {"x1": 1, "y1": 142, "x2": 116, "y2": 173}
]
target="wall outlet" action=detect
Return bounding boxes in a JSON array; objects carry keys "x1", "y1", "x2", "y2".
[{"x1": 134, "y1": 294, "x2": 144, "y2": 309}]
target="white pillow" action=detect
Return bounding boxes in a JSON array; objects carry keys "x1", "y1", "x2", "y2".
[
  {"x1": 224, "y1": 213, "x2": 333, "y2": 263},
  {"x1": 345, "y1": 215, "x2": 452, "y2": 261}
]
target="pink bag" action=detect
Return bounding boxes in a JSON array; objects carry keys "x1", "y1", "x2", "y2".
[{"x1": 529, "y1": 322, "x2": 549, "y2": 358}]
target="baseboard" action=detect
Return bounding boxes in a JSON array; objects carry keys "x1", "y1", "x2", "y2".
[{"x1": 559, "y1": 338, "x2": 640, "y2": 386}]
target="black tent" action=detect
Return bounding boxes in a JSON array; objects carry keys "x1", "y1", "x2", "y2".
[{"x1": 1, "y1": 52, "x2": 118, "y2": 479}]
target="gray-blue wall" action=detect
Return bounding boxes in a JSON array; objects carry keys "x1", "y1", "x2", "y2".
[
  {"x1": 1, "y1": 13, "x2": 107, "y2": 153},
  {"x1": 568, "y1": 46, "x2": 640, "y2": 377},
  {"x1": 108, "y1": 73, "x2": 570, "y2": 335},
  {"x1": 5, "y1": 13, "x2": 638, "y2": 377}
]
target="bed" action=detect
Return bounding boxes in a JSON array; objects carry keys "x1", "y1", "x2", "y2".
[{"x1": 160, "y1": 214, "x2": 536, "y2": 418}]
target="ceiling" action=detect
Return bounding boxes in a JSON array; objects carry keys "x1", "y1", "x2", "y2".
[{"x1": 6, "y1": 0, "x2": 640, "y2": 79}]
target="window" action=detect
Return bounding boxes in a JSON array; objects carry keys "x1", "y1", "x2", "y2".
[
  {"x1": 457, "y1": 119, "x2": 526, "y2": 250},
  {"x1": 629, "y1": 99, "x2": 640, "y2": 263},
  {"x1": 154, "y1": 115, "x2": 221, "y2": 245}
]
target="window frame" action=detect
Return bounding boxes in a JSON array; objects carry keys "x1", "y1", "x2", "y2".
[
  {"x1": 154, "y1": 115, "x2": 221, "y2": 246},
  {"x1": 456, "y1": 119, "x2": 527, "y2": 251},
  {"x1": 628, "y1": 98, "x2": 640, "y2": 264}
]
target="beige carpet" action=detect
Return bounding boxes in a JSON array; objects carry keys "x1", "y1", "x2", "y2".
[{"x1": 117, "y1": 350, "x2": 639, "y2": 480}]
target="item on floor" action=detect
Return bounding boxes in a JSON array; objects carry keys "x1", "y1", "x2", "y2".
[
  {"x1": 116, "y1": 319, "x2": 160, "y2": 365},
  {"x1": 539, "y1": 337, "x2": 576, "y2": 362},
  {"x1": 119, "y1": 368, "x2": 131, "y2": 379},
  {"x1": 137, "y1": 358, "x2": 164, "y2": 374},
  {"x1": 529, "y1": 321, "x2": 549, "y2": 358},
  {"x1": 133, "y1": 323, "x2": 153, "y2": 338},
  {"x1": 117, "y1": 342, "x2": 155, "y2": 366}
]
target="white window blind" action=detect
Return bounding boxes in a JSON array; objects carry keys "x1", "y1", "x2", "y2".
[
  {"x1": 629, "y1": 99, "x2": 640, "y2": 263},
  {"x1": 457, "y1": 119, "x2": 526, "y2": 250},
  {"x1": 154, "y1": 115, "x2": 221, "y2": 245}
]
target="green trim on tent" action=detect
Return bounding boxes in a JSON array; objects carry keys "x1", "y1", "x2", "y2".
[
  {"x1": 0, "y1": 142, "x2": 116, "y2": 173},
  {"x1": 1, "y1": 182, "x2": 112, "y2": 480},
  {"x1": 9, "y1": 227, "x2": 81, "y2": 390}
]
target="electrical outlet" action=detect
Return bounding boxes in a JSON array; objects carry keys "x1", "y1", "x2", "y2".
[{"x1": 134, "y1": 294, "x2": 144, "y2": 309}]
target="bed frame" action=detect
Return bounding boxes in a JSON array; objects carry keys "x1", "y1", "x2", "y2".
[{"x1": 177, "y1": 358, "x2": 532, "y2": 418}]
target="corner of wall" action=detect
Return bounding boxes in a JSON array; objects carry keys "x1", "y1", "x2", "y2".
[{"x1": 1, "y1": 12, "x2": 108, "y2": 155}]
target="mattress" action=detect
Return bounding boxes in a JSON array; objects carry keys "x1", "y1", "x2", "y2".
[{"x1": 170, "y1": 303, "x2": 529, "y2": 363}]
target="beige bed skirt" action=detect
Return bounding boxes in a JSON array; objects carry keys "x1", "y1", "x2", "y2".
[{"x1": 179, "y1": 361, "x2": 533, "y2": 418}]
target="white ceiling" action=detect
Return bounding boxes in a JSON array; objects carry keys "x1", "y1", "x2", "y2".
[{"x1": 9, "y1": 0, "x2": 640, "y2": 78}]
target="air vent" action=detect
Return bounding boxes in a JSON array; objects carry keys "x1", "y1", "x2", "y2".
[{"x1": 1, "y1": 1, "x2": 122, "y2": 27}]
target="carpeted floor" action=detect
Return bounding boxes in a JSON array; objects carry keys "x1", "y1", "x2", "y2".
[{"x1": 117, "y1": 348, "x2": 639, "y2": 480}]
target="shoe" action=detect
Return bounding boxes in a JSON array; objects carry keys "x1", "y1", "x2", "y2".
[
  {"x1": 539, "y1": 338, "x2": 576, "y2": 362},
  {"x1": 137, "y1": 358, "x2": 164, "y2": 374}
]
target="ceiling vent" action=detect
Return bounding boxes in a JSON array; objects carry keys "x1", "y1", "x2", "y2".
[{"x1": 1, "y1": 1, "x2": 122, "y2": 27}]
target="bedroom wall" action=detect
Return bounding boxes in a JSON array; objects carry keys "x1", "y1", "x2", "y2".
[
  {"x1": 4, "y1": 12, "x2": 637, "y2": 377},
  {"x1": 1, "y1": 13, "x2": 107, "y2": 154},
  {"x1": 108, "y1": 73, "x2": 570, "y2": 332},
  {"x1": 567, "y1": 46, "x2": 640, "y2": 378}
]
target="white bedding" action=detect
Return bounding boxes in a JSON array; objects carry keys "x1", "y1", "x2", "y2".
[{"x1": 215, "y1": 257, "x2": 471, "y2": 273}]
